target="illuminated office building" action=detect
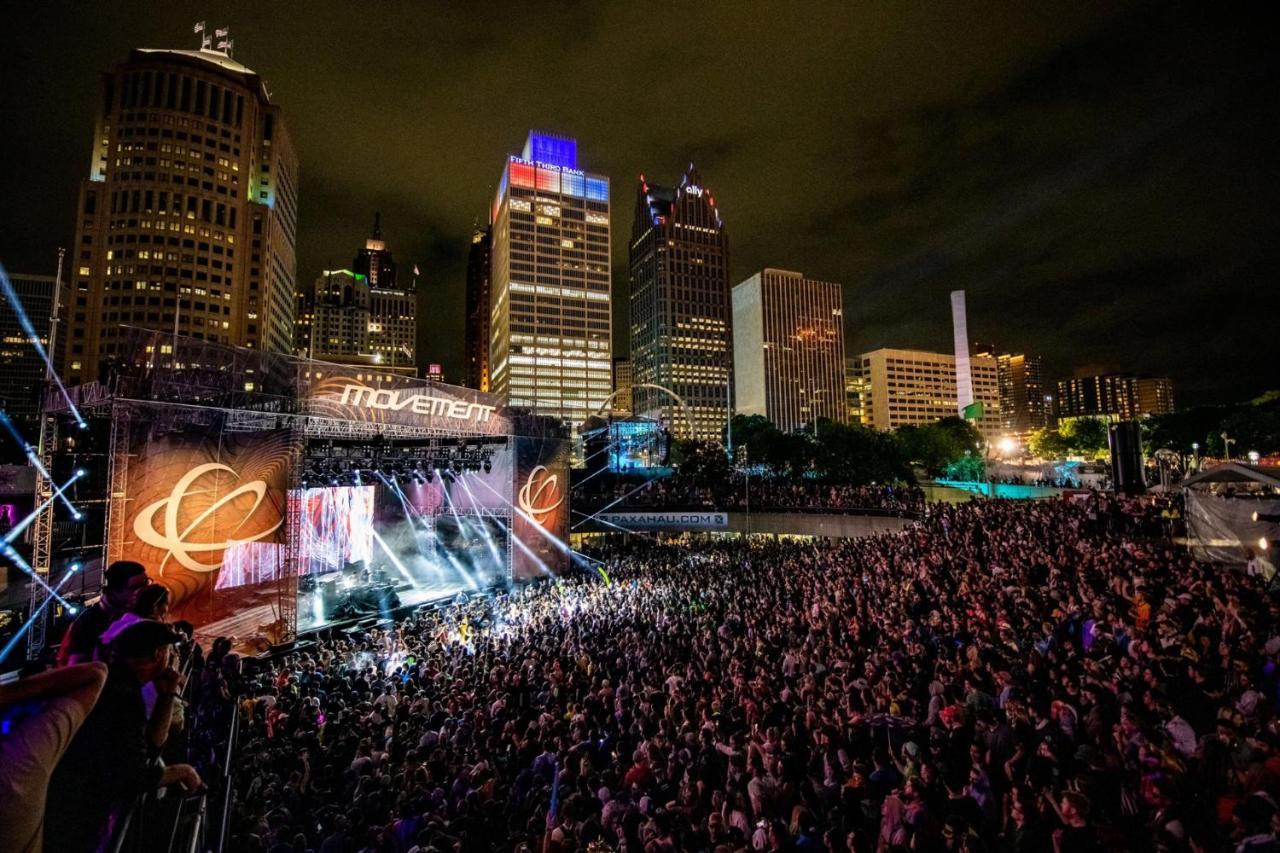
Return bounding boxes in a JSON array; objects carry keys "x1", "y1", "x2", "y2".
[
  {"x1": 629, "y1": 165, "x2": 731, "y2": 442},
  {"x1": 488, "y1": 132, "x2": 612, "y2": 423},
  {"x1": 464, "y1": 225, "x2": 491, "y2": 390},
  {"x1": 851, "y1": 348, "x2": 1002, "y2": 439},
  {"x1": 60, "y1": 44, "x2": 298, "y2": 384},
  {"x1": 0, "y1": 273, "x2": 56, "y2": 422},
  {"x1": 732, "y1": 269, "x2": 847, "y2": 434}
]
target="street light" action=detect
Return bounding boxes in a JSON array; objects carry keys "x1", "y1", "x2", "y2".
[
  {"x1": 997, "y1": 436, "x2": 1017, "y2": 457},
  {"x1": 1248, "y1": 450, "x2": 1260, "y2": 464}
]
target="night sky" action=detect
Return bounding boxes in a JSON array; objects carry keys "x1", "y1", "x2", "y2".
[{"x1": 1, "y1": 2, "x2": 1276, "y2": 405}]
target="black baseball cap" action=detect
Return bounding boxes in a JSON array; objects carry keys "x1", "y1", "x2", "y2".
[{"x1": 110, "y1": 619, "x2": 182, "y2": 659}]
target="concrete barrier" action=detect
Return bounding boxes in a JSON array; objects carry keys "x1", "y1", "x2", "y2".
[{"x1": 574, "y1": 510, "x2": 914, "y2": 539}]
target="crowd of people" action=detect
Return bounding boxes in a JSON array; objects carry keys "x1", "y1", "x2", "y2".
[
  {"x1": 581, "y1": 477, "x2": 926, "y2": 516},
  {"x1": 4, "y1": 492, "x2": 1280, "y2": 851},
  {"x1": 209, "y1": 495, "x2": 1280, "y2": 852}
]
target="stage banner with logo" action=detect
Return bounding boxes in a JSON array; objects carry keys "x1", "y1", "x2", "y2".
[
  {"x1": 512, "y1": 435, "x2": 570, "y2": 580},
  {"x1": 113, "y1": 407, "x2": 293, "y2": 637},
  {"x1": 299, "y1": 364, "x2": 511, "y2": 437}
]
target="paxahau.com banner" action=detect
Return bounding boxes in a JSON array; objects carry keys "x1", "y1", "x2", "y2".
[
  {"x1": 115, "y1": 408, "x2": 293, "y2": 634},
  {"x1": 511, "y1": 436, "x2": 571, "y2": 581}
]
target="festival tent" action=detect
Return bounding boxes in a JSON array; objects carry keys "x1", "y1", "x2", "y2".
[{"x1": 1182, "y1": 463, "x2": 1280, "y2": 564}]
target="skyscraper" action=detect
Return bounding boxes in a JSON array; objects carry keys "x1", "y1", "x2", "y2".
[
  {"x1": 628, "y1": 165, "x2": 731, "y2": 442},
  {"x1": 488, "y1": 132, "x2": 612, "y2": 423},
  {"x1": 358, "y1": 216, "x2": 416, "y2": 372},
  {"x1": 732, "y1": 269, "x2": 847, "y2": 434},
  {"x1": 60, "y1": 44, "x2": 298, "y2": 384},
  {"x1": 297, "y1": 219, "x2": 416, "y2": 372},
  {"x1": 352, "y1": 211, "x2": 396, "y2": 289},
  {"x1": 0, "y1": 272, "x2": 56, "y2": 422},
  {"x1": 463, "y1": 225, "x2": 491, "y2": 391}
]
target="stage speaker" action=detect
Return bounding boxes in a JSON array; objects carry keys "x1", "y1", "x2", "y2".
[{"x1": 1108, "y1": 421, "x2": 1145, "y2": 495}]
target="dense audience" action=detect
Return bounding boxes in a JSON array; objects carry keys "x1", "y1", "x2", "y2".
[
  {"x1": 582, "y1": 477, "x2": 925, "y2": 515},
  {"x1": 218, "y1": 495, "x2": 1280, "y2": 852}
]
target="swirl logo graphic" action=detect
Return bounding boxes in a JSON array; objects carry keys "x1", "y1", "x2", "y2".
[
  {"x1": 133, "y1": 463, "x2": 281, "y2": 573},
  {"x1": 518, "y1": 465, "x2": 563, "y2": 524}
]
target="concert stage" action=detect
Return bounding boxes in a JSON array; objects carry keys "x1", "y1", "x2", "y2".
[{"x1": 26, "y1": 331, "x2": 570, "y2": 657}]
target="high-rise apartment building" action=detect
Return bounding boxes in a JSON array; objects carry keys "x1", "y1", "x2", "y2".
[
  {"x1": 1056, "y1": 372, "x2": 1139, "y2": 420},
  {"x1": 463, "y1": 225, "x2": 491, "y2": 390},
  {"x1": 628, "y1": 165, "x2": 731, "y2": 441},
  {"x1": 0, "y1": 273, "x2": 56, "y2": 422},
  {"x1": 611, "y1": 357, "x2": 634, "y2": 416},
  {"x1": 851, "y1": 348, "x2": 1002, "y2": 438},
  {"x1": 60, "y1": 45, "x2": 298, "y2": 384},
  {"x1": 732, "y1": 269, "x2": 847, "y2": 434},
  {"x1": 1136, "y1": 376, "x2": 1175, "y2": 416},
  {"x1": 488, "y1": 132, "x2": 611, "y2": 423},
  {"x1": 974, "y1": 347, "x2": 1048, "y2": 433}
]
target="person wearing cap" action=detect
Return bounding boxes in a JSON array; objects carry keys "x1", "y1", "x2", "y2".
[
  {"x1": 57, "y1": 560, "x2": 151, "y2": 667},
  {"x1": 44, "y1": 620, "x2": 203, "y2": 853}
]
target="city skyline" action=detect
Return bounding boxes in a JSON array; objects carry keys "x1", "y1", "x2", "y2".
[{"x1": 1, "y1": 4, "x2": 1277, "y2": 405}]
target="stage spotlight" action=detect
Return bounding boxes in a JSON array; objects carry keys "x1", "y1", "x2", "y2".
[{"x1": 75, "y1": 468, "x2": 87, "y2": 477}]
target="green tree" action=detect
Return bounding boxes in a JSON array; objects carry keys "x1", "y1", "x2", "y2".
[
  {"x1": 813, "y1": 421, "x2": 913, "y2": 484},
  {"x1": 1029, "y1": 426, "x2": 1071, "y2": 459},
  {"x1": 1061, "y1": 417, "x2": 1109, "y2": 458},
  {"x1": 760, "y1": 430, "x2": 814, "y2": 477},
  {"x1": 672, "y1": 439, "x2": 731, "y2": 485},
  {"x1": 945, "y1": 452, "x2": 986, "y2": 482},
  {"x1": 895, "y1": 418, "x2": 980, "y2": 477},
  {"x1": 726, "y1": 414, "x2": 776, "y2": 466}
]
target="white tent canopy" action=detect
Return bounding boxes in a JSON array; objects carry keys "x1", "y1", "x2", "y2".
[{"x1": 1183, "y1": 463, "x2": 1280, "y2": 564}]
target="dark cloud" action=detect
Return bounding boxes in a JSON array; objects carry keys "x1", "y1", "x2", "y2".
[{"x1": 0, "y1": 1, "x2": 1274, "y2": 403}]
